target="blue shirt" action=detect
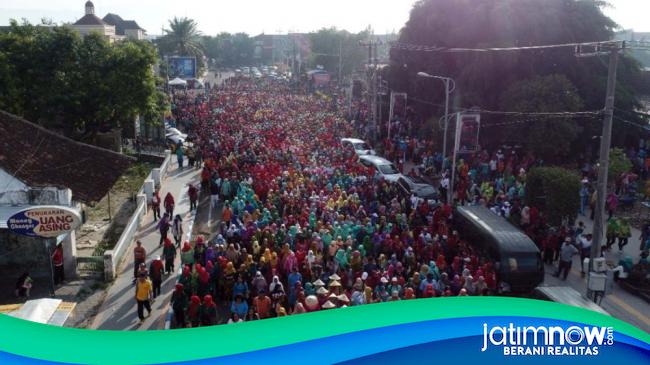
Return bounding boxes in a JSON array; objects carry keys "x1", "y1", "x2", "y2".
[
  {"x1": 230, "y1": 301, "x2": 248, "y2": 317},
  {"x1": 288, "y1": 272, "x2": 302, "y2": 293}
]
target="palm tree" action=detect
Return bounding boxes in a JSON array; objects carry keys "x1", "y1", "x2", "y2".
[{"x1": 161, "y1": 17, "x2": 204, "y2": 57}]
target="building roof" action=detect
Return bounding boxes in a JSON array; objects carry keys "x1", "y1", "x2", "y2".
[
  {"x1": 73, "y1": 13, "x2": 108, "y2": 26},
  {"x1": 102, "y1": 13, "x2": 145, "y2": 35},
  {"x1": 0, "y1": 110, "x2": 134, "y2": 203}
]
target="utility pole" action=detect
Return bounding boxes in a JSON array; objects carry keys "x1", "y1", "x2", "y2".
[
  {"x1": 359, "y1": 39, "x2": 382, "y2": 143},
  {"x1": 417, "y1": 72, "x2": 456, "y2": 160},
  {"x1": 575, "y1": 42, "x2": 623, "y2": 301},
  {"x1": 590, "y1": 47, "x2": 619, "y2": 277},
  {"x1": 338, "y1": 38, "x2": 343, "y2": 84}
]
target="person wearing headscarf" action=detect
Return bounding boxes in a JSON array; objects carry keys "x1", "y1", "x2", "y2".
[
  {"x1": 181, "y1": 241, "x2": 195, "y2": 269},
  {"x1": 351, "y1": 280, "x2": 366, "y2": 306},
  {"x1": 475, "y1": 276, "x2": 488, "y2": 295},
  {"x1": 197, "y1": 267, "x2": 211, "y2": 298},
  {"x1": 149, "y1": 256, "x2": 164, "y2": 298},
  {"x1": 178, "y1": 266, "x2": 193, "y2": 297},
  {"x1": 269, "y1": 275, "x2": 286, "y2": 313},
  {"x1": 171, "y1": 215, "x2": 183, "y2": 248},
  {"x1": 188, "y1": 295, "x2": 201, "y2": 327},
  {"x1": 233, "y1": 275, "x2": 249, "y2": 299},
  {"x1": 463, "y1": 275, "x2": 476, "y2": 295},
  {"x1": 251, "y1": 271, "x2": 268, "y2": 297},
  {"x1": 223, "y1": 262, "x2": 236, "y2": 302},
  {"x1": 164, "y1": 192, "x2": 175, "y2": 217},
  {"x1": 230, "y1": 294, "x2": 249, "y2": 319},
  {"x1": 201, "y1": 295, "x2": 218, "y2": 326},
  {"x1": 163, "y1": 238, "x2": 176, "y2": 275},
  {"x1": 334, "y1": 248, "x2": 348, "y2": 269},
  {"x1": 287, "y1": 266, "x2": 302, "y2": 308},
  {"x1": 293, "y1": 302, "x2": 307, "y2": 315},
  {"x1": 171, "y1": 283, "x2": 188, "y2": 328}
]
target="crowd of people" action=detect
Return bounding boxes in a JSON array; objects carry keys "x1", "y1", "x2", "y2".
[
  {"x1": 161, "y1": 77, "x2": 507, "y2": 327},
  {"x1": 154, "y1": 76, "x2": 649, "y2": 327}
]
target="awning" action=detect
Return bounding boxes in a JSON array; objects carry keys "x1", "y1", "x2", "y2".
[{"x1": 168, "y1": 77, "x2": 187, "y2": 86}]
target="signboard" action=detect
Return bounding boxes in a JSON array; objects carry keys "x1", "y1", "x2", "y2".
[
  {"x1": 389, "y1": 92, "x2": 408, "y2": 122},
  {"x1": 168, "y1": 57, "x2": 197, "y2": 79},
  {"x1": 388, "y1": 92, "x2": 408, "y2": 139},
  {"x1": 312, "y1": 73, "x2": 331, "y2": 87},
  {"x1": 7, "y1": 206, "x2": 81, "y2": 238},
  {"x1": 457, "y1": 113, "x2": 481, "y2": 153}
]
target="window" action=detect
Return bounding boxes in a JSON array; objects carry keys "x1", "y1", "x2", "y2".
[
  {"x1": 378, "y1": 164, "x2": 399, "y2": 175},
  {"x1": 501, "y1": 255, "x2": 539, "y2": 273},
  {"x1": 353, "y1": 142, "x2": 370, "y2": 151}
]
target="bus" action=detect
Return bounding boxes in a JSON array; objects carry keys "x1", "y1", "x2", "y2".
[{"x1": 454, "y1": 206, "x2": 544, "y2": 293}]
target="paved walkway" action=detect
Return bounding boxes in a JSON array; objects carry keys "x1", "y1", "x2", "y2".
[
  {"x1": 540, "y1": 212, "x2": 650, "y2": 333},
  {"x1": 91, "y1": 162, "x2": 201, "y2": 330}
]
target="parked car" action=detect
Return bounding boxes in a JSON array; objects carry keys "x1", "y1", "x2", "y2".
[
  {"x1": 358, "y1": 155, "x2": 403, "y2": 183},
  {"x1": 341, "y1": 138, "x2": 376, "y2": 156},
  {"x1": 394, "y1": 176, "x2": 438, "y2": 203},
  {"x1": 165, "y1": 128, "x2": 187, "y2": 139},
  {"x1": 166, "y1": 134, "x2": 185, "y2": 148}
]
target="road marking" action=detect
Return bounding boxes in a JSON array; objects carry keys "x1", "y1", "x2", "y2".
[
  {"x1": 566, "y1": 264, "x2": 650, "y2": 328},
  {"x1": 606, "y1": 294, "x2": 650, "y2": 328}
]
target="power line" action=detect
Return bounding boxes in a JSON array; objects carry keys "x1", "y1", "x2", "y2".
[
  {"x1": 613, "y1": 115, "x2": 650, "y2": 130},
  {"x1": 390, "y1": 40, "x2": 621, "y2": 53},
  {"x1": 614, "y1": 107, "x2": 650, "y2": 119}
]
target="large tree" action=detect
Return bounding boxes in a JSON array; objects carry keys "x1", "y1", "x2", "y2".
[
  {"x1": 308, "y1": 27, "x2": 370, "y2": 80},
  {"x1": 0, "y1": 20, "x2": 164, "y2": 140},
  {"x1": 390, "y1": 0, "x2": 647, "y2": 151},
  {"x1": 201, "y1": 32, "x2": 255, "y2": 68},
  {"x1": 497, "y1": 74, "x2": 584, "y2": 160},
  {"x1": 158, "y1": 17, "x2": 205, "y2": 74}
]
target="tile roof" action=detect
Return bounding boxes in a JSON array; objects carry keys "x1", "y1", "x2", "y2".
[
  {"x1": 102, "y1": 13, "x2": 145, "y2": 35},
  {"x1": 73, "y1": 14, "x2": 108, "y2": 26},
  {"x1": 0, "y1": 110, "x2": 134, "y2": 203}
]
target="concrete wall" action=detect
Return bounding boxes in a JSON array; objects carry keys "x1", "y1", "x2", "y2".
[
  {"x1": 0, "y1": 169, "x2": 72, "y2": 206},
  {"x1": 0, "y1": 230, "x2": 49, "y2": 276},
  {"x1": 103, "y1": 150, "x2": 171, "y2": 280},
  {"x1": 125, "y1": 29, "x2": 145, "y2": 40},
  {"x1": 0, "y1": 168, "x2": 27, "y2": 191}
]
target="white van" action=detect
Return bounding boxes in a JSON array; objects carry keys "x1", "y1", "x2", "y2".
[
  {"x1": 341, "y1": 138, "x2": 376, "y2": 156},
  {"x1": 358, "y1": 155, "x2": 403, "y2": 183}
]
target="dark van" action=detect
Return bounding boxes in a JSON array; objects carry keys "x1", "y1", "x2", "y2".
[{"x1": 454, "y1": 206, "x2": 544, "y2": 293}]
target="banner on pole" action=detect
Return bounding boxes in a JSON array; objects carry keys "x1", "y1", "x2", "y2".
[
  {"x1": 457, "y1": 112, "x2": 481, "y2": 153},
  {"x1": 388, "y1": 92, "x2": 407, "y2": 138}
]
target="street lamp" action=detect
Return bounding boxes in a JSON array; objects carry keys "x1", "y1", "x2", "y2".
[{"x1": 417, "y1": 72, "x2": 456, "y2": 159}]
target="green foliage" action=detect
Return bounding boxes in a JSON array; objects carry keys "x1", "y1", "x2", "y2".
[
  {"x1": 391, "y1": 0, "x2": 646, "y2": 147},
  {"x1": 499, "y1": 74, "x2": 584, "y2": 160},
  {"x1": 0, "y1": 20, "x2": 162, "y2": 139},
  {"x1": 308, "y1": 27, "x2": 370, "y2": 79},
  {"x1": 608, "y1": 147, "x2": 632, "y2": 181},
  {"x1": 526, "y1": 167, "x2": 581, "y2": 226},
  {"x1": 201, "y1": 32, "x2": 255, "y2": 68},
  {"x1": 158, "y1": 17, "x2": 205, "y2": 74}
]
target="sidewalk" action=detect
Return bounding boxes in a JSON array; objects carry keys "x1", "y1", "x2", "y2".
[
  {"x1": 91, "y1": 162, "x2": 200, "y2": 330},
  {"x1": 541, "y1": 212, "x2": 650, "y2": 333}
]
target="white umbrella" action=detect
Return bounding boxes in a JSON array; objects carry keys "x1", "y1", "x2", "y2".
[{"x1": 168, "y1": 77, "x2": 187, "y2": 86}]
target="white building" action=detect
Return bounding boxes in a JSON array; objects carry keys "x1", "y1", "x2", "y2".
[{"x1": 71, "y1": 1, "x2": 116, "y2": 41}]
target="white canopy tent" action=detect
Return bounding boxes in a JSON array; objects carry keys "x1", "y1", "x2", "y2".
[{"x1": 168, "y1": 77, "x2": 187, "y2": 86}]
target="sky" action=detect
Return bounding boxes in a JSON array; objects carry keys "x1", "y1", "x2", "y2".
[{"x1": 0, "y1": 0, "x2": 648, "y2": 36}]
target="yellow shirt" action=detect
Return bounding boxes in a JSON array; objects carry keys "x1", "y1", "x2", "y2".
[{"x1": 136, "y1": 279, "x2": 152, "y2": 301}]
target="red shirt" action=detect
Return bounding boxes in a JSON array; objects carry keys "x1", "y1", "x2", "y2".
[{"x1": 52, "y1": 248, "x2": 63, "y2": 266}]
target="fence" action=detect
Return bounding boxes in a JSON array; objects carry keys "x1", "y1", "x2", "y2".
[{"x1": 103, "y1": 150, "x2": 171, "y2": 281}]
